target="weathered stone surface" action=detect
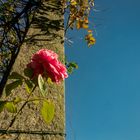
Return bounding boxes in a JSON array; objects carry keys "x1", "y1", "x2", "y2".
[{"x1": 0, "y1": 0, "x2": 65, "y2": 139}]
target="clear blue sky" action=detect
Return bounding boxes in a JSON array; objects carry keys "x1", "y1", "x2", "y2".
[{"x1": 65, "y1": 0, "x2": 140, "y2": 140}]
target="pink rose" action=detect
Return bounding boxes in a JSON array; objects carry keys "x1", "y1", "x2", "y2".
[{"x1": 27, "y1": 49, "x2": 68, "y2": 83}]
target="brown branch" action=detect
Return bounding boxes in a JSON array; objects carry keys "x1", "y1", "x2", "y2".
[
  {"x1": 2, "y1": 85, "x2": 37, "y2": 134},
  {"x1": 0, "y1": 0, "x2": 40, "y2": 97}
]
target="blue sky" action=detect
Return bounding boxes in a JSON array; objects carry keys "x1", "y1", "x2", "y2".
[{"x1": 65, "y1": 0, "x2": 140, "y2": 140}]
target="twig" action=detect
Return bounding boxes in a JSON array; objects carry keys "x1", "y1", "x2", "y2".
[{"x1": 0, "y1": 85, "x2": 37, "y2": 136}]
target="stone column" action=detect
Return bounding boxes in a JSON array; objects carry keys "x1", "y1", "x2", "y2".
[{"x1": 0, "y1": 0, "x2": 65, "y2": 139}]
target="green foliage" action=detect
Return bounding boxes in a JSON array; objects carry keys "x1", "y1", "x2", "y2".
[
  {"x1": 69, "y1": 62, "x2": 78, "y2": 69},
  {"x1": 8, "y1": 72, "x2": 24, "y2": 80},
  {"x1": 65, "y1": 61, "x2": 78, "y2": 74},
  {"x1": 5, "y1": 102, "x2": 17, "y2": 113},
  {"x1": 25, "y1": 79, "x2": 34, "y2": 94},
  {"x1": 13, "y1": 97, "x2": 22, "y2": 104},
  {"x1": 0, "y1": 101, "x2": 7, "y2": 113},
  {"x1": 0, "y1": 101, "x2": 17, "y2": 113},
  {"x1": 24, "y1": 67, "x2": 33, "y2": 79},
  {"x1": 0, "y1": 0, "x2": 96, "y2": 127},
  {"x1": 5, "y1": 80, "x2": 22, "y2": 97},
  {"x1": 32, "y1": 97, "x2": 40, "y2": 105},
  {"x1": 38, "y1": 74, "x2": 47, "y2": 97},
  {"x1": 41, "y1": 100, "x2": 55, "y2": 124}
]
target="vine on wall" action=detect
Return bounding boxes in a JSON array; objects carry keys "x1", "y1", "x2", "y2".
[{"x1": 0, "y1": 0, "x2": 95, "y2": 127}]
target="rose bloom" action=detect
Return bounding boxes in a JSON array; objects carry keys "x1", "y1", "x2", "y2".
[{"x1": 27, "y1": 49, "x2": 68, "y2": 83}]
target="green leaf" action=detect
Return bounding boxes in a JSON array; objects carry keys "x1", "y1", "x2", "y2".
[
  {"x1": 32, "y1": 97, "x2": 40, "y2": 105},
  {"x1": 13, "y1": 97, "x2": 22, "y2": 104},
  {"x1": 69, "y1": 62, "x2": 78, "y2": 69},
  {"x1": 41, "y1": 100, "x2": 55, "y2": 124},
  {"x1": 66, "y1": 61, "x2": 78, "y2": 74},
  {"x1": 25, "y1": 79, "x2": 34, "y2": 94},
  {"x1": 38, "y1": 74, "x2": 47, "y2": 97},
  {"x1": 5, "y1": 80, "x2": 22, "y2": 97},
  {"x1": 8, "y1": 72, "x2": 24, "y2": 80},
  {"x1": 67, "y1": 67, "x2": 73, "y2": 74},
  {"x1": 33, "y1": 100, "x2": 40, "y2": 105},
  {"x1": 24, "y1": 67, "x2": 33, "y2": 78},
  {"x1": 47, "y1": 77, "x2": 53, "y2": 85},
  {"x1": 5, "y1": 102, "x2": 17, "y2": 113},
  {"x1": 0, "y1": 101, "x2": 7, "y2": 113}
]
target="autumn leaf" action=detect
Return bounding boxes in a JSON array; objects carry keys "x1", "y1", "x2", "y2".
[{"x1": 85, "y1": 33, "x2": 96, "y2": 47}]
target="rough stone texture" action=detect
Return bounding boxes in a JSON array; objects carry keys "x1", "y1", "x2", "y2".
[{"x1": 0, "y1": 0, "x2": 65, "y2": 139}]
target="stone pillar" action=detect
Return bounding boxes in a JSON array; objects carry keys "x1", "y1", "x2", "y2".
[{"x1": 0, "y1": 0, "x2": 65, "y2": 139}]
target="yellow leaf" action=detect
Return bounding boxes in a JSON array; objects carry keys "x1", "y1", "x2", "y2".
[
  {"x1": 82, "y1": 24, "x2": 88, "y2": 29},
  {"x1": 88, "y1": 37, "x2": 96, "y2": 46},
  {"x1": 47, "y1": 77, "x2": 53, "y2": 85},
  {"x1": 85, "y1": 33, "x2": 96, "y2": 47},
  {"x1": 71, "y1": 0, "x2": 77, "y2": 6},
  {"x1": 84, "y1": 18, "x2": 88, "y2": 24},
  {"x1": 76, "y1": 19, "x2": 88, "y2": 29},
  {"x1": 76, "y1": 20, "x2": 83, "y2": 29},
  {"x1": 87, "y1": 30, "x2": 92, "y2": 33}
]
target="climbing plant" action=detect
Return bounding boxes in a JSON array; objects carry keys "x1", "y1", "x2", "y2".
[
  {"x1": 64, "y1": 0, "x2": 95, "y2": 46},
  {"x1": 0, "y1": 0, "x2": 96, "y2": 126}
]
